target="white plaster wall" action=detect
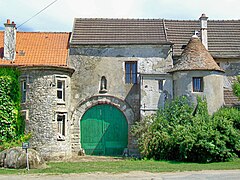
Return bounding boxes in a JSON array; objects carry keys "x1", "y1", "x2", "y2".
[
  {"x1": 215, "y1": 59, "x2": 240, "y2": 89},
  {"x1": 173, "y1": 71, "x2": 224, "y2": 114},
  {"x1": 140, "y1": 75, "x2": 173, "y2": 117}
]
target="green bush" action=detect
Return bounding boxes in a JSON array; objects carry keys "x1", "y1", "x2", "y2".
[
  {"x1": 132, "y1": 97, "x2": 240, "y2": 163},
  {"x1": 233, "y1": 76, "x2": 240, "y2": 98},
  {"x1": 0, "y1": 68, "x2": 25, "y2": 147}
]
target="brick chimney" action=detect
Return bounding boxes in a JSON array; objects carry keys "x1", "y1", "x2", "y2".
[
  {"x1": 4, "y1": 19, "x2": 17, "y2": 60},
  {"x1": 199, "y1": 14, "x2": 208, "y2": 50}
]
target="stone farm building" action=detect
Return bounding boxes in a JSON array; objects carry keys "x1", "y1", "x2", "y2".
[{"x1": 0, "y1": 14, "x2": 239, "y2": 160}]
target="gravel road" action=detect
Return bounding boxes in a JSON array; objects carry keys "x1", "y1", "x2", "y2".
[{"x1": 0, "y1": 170, "x2": 240, "y2": 180}]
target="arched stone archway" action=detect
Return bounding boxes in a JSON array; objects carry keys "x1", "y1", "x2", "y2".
[{"x1": 70, "y1": 95, "x2": 135, "y2": 155}]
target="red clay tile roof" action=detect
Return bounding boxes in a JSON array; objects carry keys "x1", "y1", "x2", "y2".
[
  {"x1": 224, "y1": 89, "x2": 240, "y2": 107},
  {"x1": 0, "y1": 32, "x2": 70, "y2": 66},
  {"x1": 169, "y1": 35, "x2": 224, "y2": 72},
  {"x1": 71, "y1": 18, "x2": 169, "y2": 45}
]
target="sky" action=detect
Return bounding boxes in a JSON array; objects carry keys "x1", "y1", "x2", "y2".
[{"x1": 0, "y1": 0, "x2": 240, "y2": 32}]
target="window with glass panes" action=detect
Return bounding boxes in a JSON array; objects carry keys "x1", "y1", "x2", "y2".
[
  {"x1": 57, "y1": 80, "x2": 65, "y2": 101},
  {"x1": 21, "y1": 80, "x2": 27, "y2": 103},
  {"x1": 125, "y1": 61, "x2": 137, "y2": 84},
  {"x1": 193, "y1": 77, "x2": 203, "y2": 92},
  {"x1": 57, "y1": 113, "x2": 66, "y2": 136}
]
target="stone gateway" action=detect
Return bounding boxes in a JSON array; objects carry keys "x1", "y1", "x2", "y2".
[{"x1": 0, "y1": 14, "x2": 239, "y2": 160}]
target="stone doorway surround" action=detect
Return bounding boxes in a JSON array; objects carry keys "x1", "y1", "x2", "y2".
[{"x1": 70, "y1": 95, "x2": 135, "y2": 156}]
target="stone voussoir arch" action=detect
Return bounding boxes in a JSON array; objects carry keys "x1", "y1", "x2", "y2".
[{"x1": 70, "y1": 94, "x2": 135, "y2": 154}]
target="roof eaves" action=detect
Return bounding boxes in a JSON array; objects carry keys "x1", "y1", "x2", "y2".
[
  {"x1": 168, "y1": 68, "x2": 225, "y2": 73},
  {"x1": 70, "y1": 41, "x2": 173, "y2": 46}
]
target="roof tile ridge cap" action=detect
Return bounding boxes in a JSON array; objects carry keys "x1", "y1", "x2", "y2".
[
  {"x1": 17, "y1": 31, "x2": 70, "y2": 34},
  {"x1": 209, "y1": 19, "x2": 240, "y2": 22},
  {"x1": 164, "y1": 19, "x2": 198, "y2": 22},
  {"x1": 76, "y1": 17, "x2": 163, "y2": 21},
  {"x1": 162, "y1": 19, "x2": 168, "y2": 42}
]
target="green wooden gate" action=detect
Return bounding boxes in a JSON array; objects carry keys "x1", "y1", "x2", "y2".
[{"x1": 80, "y1": 104, "x2": 128, "y2": 156}]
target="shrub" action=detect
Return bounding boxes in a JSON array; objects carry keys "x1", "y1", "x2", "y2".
[
  {"x1": 233, "y1": 76, "x2": 240, "y2": 98},
  {"x1": 132, "y1": 96, "x2": 240, "y2": 162}
]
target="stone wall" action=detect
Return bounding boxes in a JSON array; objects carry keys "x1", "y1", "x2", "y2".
[
  {"x1": 69, "y1": 44, "x2": 172, "y2": 117},
  {"x1": 19, "y1": 66, "x2": 74, "y2": 160},
  {"x1": 68, "y1": 44, "x2": 172, "y2": 155},
  {"x1": 215, "y1": 59, "x2": 240, "y2": 89}
]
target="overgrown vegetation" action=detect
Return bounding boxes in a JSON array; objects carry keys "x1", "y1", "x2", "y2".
[
  {"x1": 132, "y1": 96, "x2": 240, "y2": 163},
  {"x1": 0, "y1": 68, "x2": 30, "y2": 151},
  {"x1": 233, "y1": 75, "x2": 240, "y2": 99}
]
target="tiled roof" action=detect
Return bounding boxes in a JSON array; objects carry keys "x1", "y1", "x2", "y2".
[
  {"x1": 71, "y1": 18, "x2": 169, "y2": 45},
  {"x1": 71, "y1": 18, "x2": 240, "y2": 58},
  {"x1": 169, "y1": 35, "x2": 223, "y2": 72},
  {"x1": 0, "y1": 32, "x2": 70, "y2": 66},
  {"x1": 165, "y1": 20, "x2": 240, "y2": 58},
  {"x1": 164, "y1": 20, "x2": 199, "y2": 56},
  {"x1": 208, "y1": 20, "x2": 240, "y2": 58},
  {"x1": 224, "y1": 90, "x2": 240, "y2": 107}
]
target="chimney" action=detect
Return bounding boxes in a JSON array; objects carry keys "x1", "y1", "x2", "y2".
[
  {"x1": 4, "y1": 19, "x2": 17, "y2": 60},
  {"x1": 199, "y1": 13, "x2": 208, "y2": 50}
]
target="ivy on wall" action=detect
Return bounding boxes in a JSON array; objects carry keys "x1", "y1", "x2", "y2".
[{"x1": 0, "y1": 67, "x2": 24, "y2": 144}]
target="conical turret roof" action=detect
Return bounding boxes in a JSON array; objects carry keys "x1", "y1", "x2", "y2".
[{"x1": 169, "y1": 35, "x2": 224, "y2": 72}]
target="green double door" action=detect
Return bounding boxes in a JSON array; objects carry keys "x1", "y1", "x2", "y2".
[{"x1": 80, "y1": 104, "x2": 128, "y2": 156}]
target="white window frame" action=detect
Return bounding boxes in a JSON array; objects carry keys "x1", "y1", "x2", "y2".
[
  {"x1": 20, "y1": 109, "x2": 29, "y2": 121},
  {"x1": 56, "y1": 79, "x2": 66, "y2": 102},
  {"x1": 56, "y1": 112, "x2": 67, "y2": 141}
]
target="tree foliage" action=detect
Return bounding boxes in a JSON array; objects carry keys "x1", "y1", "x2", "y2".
[{"x1": 132, "y1": 96, "x2": 240, "y2": 163}]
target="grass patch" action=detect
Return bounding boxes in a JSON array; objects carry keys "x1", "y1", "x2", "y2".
[{"x1": 0, "y1": 158, "x2": 240, "y2": 174}]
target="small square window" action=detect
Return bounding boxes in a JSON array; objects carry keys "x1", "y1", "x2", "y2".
[
  {"x1": 193, "y1": 77, "x2": 203, "y2": 92},
  {"x1": 125, "y1": 61, "x2": 137, "y2": 84}
]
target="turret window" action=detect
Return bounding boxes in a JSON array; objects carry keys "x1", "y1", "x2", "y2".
[
  {"x1": 57, "y1": 80, "x2": 65, "y2": 101},
  {"x1": 56, "y1": 113, "x2": 67, "y2": 141},
  {"x1": 193, "y1": 77, "x2": 203, "y2": 92},
  {"x1": 21, "y1": 80, "x2": 27, "y2": 103}
]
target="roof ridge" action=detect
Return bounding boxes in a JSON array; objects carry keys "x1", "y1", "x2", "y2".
[
  {"x1": 162, "y1": 19, "x2": 168, "y2": 42},
  {"x1": 164, "y1": 19, "x2": 198, "y2": 22},
  {"x1": 75, "y1": 18, "x2": 163, "y2": 21},
  {"x1": 16, "y1": 31, "x2": 71, "y2": 34}
]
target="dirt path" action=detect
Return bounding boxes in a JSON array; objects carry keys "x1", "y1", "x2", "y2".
[{"x1": 0, "y1": 170, "x2": 240, "y2": 180}]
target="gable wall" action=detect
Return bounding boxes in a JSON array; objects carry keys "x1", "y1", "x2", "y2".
[{"x1": 68, "y1": 44, "x2": 172, "y2": 154}]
